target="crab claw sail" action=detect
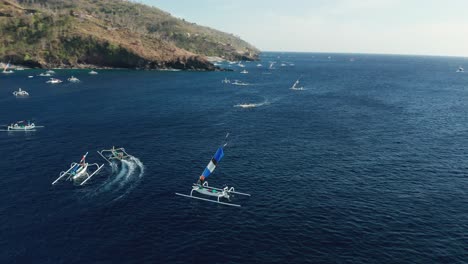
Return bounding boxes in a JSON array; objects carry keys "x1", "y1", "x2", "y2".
[{"x1": 201, "y1": 147, "x2": 224, "y2": 179}]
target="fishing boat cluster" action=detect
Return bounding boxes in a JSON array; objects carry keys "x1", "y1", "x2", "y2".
[
  {"x1": 52, "y1": 147, "x2": 128, "y2": 186},
  {"x1": 2, "y1": 63, "x2": 253, "y2": 207},
  {"x1": 220, "y1": 59, "x2": 304, "y2": 109},
  {"x1": 4, "y1": 67, "x2": 249, "y2": 206},
  {"x1": 4, "y1": 58, "x2": 467, "y2": 208},
  {"x1": 5, "y1": 66, "x2": 99, "y2": 131},
  {"x1": 221, "y1": 59, "x2": 304, "y2": 91},
  {"x1": 4, "y1": 63, "x2": 99, "y2": 94}
]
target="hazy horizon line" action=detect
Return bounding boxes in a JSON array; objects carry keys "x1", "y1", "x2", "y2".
[{"x1": 259, "y1": 50, "x2": 468, "y2": 59}]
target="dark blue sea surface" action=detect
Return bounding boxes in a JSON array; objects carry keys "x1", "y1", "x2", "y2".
[{"x1": 0, "y1": 53, "x2": 467, "y2": 263}]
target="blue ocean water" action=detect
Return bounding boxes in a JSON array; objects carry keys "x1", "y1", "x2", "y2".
[{"x1": 0, "y1": 53, "x2": 467, "y2": 264}]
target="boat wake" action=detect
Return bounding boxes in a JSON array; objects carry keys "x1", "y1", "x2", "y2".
[
  {"x1": 231, "y1": 80, "x2": 250, "y2": 86},
  {"x1": 85, "y1": 156, "x2": 144, "y2": 202},
  {"x1": 290, "y1": 87, "x2": 307, "y2": 91},
  {"x1": 234, "y1": 100, "x2": 269, "y2": 108}
]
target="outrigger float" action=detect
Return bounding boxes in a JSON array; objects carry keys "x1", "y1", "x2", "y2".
[
  {"x1": 52, "y1": 152, "x2": 104, "y2": 186},
  {"x1": 97, "y1": 146, "x2": 132, "y2": 164},
  {"x1": 176, "y1": 138, "x2": 250, "y2": 207}
]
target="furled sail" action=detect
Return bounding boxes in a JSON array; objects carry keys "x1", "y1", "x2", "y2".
[{"x1": 201, "y1": 147, "x2": 224, "y2": 179}]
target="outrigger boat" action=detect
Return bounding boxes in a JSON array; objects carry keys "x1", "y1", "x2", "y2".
[
  {"x1": 46, "y1": 78, "x2": 62, "y2": 84},
  {"x1": 52, "y1": 152, "x2": 104, "y2": 186},
  {"x1": 67, "y1": 76, "x2": 80, "y2": 83},
  {"x1": 13, "y1": 88, "x2": 29, "y2": 97},
  {"x1": 89, "y1": 70, "x2": 98, "y2": 75},
  {"x1": 1, "y1": 120, "x2": 43, "y2": 131},
  {"x1": 97, "y1": 146, "x2": 132, "y2": 164},
  {"x1": 2, "y1": 62, "x2": 14, "y2": 74},
  {"x1": 176, "y1": 140, "x2": 250, "y2": 207},
  {"x1": 290, "y1": 77, "x2": 304, "y2": 90}
]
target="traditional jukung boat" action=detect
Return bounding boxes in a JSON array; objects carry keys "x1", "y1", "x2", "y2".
[
  {"x1": 67, "y1": 76, "x2": 80, "y2": 83},
  {"x1": 52, "y1": 152, "x2": 104, "y2": 186},
  {"x1": 176, "y1": 137, "x2": 250, "y2": 207},
  {"x1": 46, "y1": 78, "x2": 62, "y2": 84},
  {"x1": 13, "y1": 88, "x2": 29, "y2": 97},
  {"x1": 2, "y1": 61, "x2": 14, "y2": 74},
  {"x1": 97, "y1": 146, "x2": 132, "y2": 164},
  {"x1": 1, "y1": 120, "x2": 43, "y2": 131},
  {"x1": 290, "y1": 77, "x2": 304, "y2": 90}
]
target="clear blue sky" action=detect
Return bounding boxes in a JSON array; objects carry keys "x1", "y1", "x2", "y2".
[{"x1": 138, "y1": 0, "x2": 468, "y2": 57}]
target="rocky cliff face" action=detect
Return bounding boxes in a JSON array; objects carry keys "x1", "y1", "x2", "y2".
[{"x1": 0, "y1": 0, "x2": 259, "y2": 70}]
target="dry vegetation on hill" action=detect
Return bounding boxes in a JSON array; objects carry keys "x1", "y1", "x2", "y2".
[{"x1": 0, "y1": 0, "x2": 259, "y2": 69}]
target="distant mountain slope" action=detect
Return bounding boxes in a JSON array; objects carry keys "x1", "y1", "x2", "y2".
[{"x1": 0, "y1": 0, "x2": 259, "y2": 70}]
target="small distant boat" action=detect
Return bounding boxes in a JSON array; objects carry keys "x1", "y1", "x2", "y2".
[
  {"x1": 159, "y1": 68, "x2": 181, "y2": 72},
  {"x1": 46, "y1": 70, "x2": 55, "y2": 74},
  {"x1": 290, "y1": 78, "x2": 304, "y2": 90},
  {"x1": 269, "y1": 62, "x2": 276, "y2": 69},
  {"x1": 67, "y1": 76, "x2": 80, "y2": 83},
  {"x1": 46, "y1": 78, "x2": 62, "y2": 84},
  {"x1": 2, "y1": 120, "x2": 43, "y2": 131},
  {"x1": 89, "y1": 70, "x2": 98, "y2": 75},
  {"x1": 232, "y1": 80, "x2": 249, "y2": 86},
  {"x1": 240, "y1": 69, "x2": 248, "y2": 74},
  {"x1": 257, "y1": 64, "x2": 263, "y2": 67},
  {"x1": 222, "y1": 77, "x2": 231, "y2": 84},
  {"x1": 456, "y1": 66, "x2": 464, "y2": 73},
  {"x1": 289, "y1": 63, "x2": 295, "y2": 66},
  {"x1": 28, "y1": 76, "x2": 34, "y2": 78},
  {"x1": 15, "y1": 67, "x2": 25, "y2": 71},
  {"x1": 2, "y1": 62, "x2": 13, "y2": 74},
  {"x1": 238, "y1": 62, "x2": 245, "y2": 68},
  {"x1": 13, "y1": 88, "x2": 29, "y2": 97},
  {"x1": 38, "y1": 72, "x2": 52, "y2": 77},
  {"x1": 280, "y1": 63, "x2": 287, "y2": 67}
]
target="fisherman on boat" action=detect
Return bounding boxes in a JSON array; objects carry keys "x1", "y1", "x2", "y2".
[
  {"x1": 197, "y1": 175, "x2": 205, "y2": 186},
  {"x1": 71, "y1": 154, "x2": 86, "y2": 176}
]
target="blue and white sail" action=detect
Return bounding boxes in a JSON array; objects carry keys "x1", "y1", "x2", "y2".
[{"x1": 201, "y1": 147, "x2": 224, "y2": 179}]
